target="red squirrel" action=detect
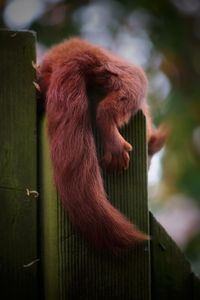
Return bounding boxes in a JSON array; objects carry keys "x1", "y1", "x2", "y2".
[{"x1": 37, "y1": 38, "x2": 167, "y2": 251}]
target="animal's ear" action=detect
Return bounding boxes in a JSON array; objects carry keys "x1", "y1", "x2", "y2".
[{"x1": 148, "y1": 124, "x2": 169, "y2": 155}]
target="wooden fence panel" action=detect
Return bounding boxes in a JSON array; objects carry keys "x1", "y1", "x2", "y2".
[
  {"x1": 39, "y1": 108, "x2": 151, "y2": 300},
  {"x1": 0, "y1": 30, "x2": 38, "y2": 299},
  {"x1": 1, "y1": 29, "x2": 200, "y2": 300},
  {"x1": 150, "y1": 213, "x2": 197, "y2": 299},
  {"x1": 39, "y1": 116, "x2": 61, "y2": 300}
]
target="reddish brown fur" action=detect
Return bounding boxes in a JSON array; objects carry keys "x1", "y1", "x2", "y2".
[{"x1": 38, "y1": 38, "x2": 166, "y2": 251}]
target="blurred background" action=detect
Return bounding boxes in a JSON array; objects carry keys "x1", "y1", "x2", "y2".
[{"x1": 0, "y1": 0, "x2": 200, "y2": 275}]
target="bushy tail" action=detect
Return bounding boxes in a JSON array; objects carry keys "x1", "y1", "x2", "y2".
[{"x1": 46, "y1": 61, "x2": 148, "y2": 251}]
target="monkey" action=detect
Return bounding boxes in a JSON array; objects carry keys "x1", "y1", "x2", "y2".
[{"x1": 37, "y1": 37, "x2": 167, "y2": 252}]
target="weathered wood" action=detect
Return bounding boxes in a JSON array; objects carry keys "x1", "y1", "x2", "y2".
[
  {"x1": 192, "y1": 272, "x2": 200, "y2": 300},
  {"x1": 150, "y1": 212, "x2": 193, "y2": 299},
  {"x1": 0, "y1": 30, "x2": 38, "y2": 298},
  {"x1": 39, "y1": 116, "x2": 62, "y2": 300},
  {"x1": 39, "y1": 109, "x2": 151, "y2": 299},
  {"x1": 2, "y1": 29, "x2": 200, "y2": 300}
]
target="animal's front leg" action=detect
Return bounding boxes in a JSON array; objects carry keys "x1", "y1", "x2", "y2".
[
  {"x1": 96, "y1": 92, "x2": 133, "y2": 172},
  {"x1": 100, "y1": 125, "x2": 132, "y2": 172}
]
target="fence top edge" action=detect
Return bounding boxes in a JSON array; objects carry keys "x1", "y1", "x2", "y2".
[{"x1": 0, "y1": 28, "x2": 36, "y2": 38}]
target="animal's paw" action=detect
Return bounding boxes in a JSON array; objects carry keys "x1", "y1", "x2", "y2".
[{"x1": 101, "y1": 140, "x2": 132, "y2": 172}]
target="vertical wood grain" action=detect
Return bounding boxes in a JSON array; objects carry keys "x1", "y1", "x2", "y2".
[
  {"x1": 39, "y1": 104, "x2": 151, "y2": 299},
  {"x1": 0, "y1": 30, "x2": 38, "y2": 298},
  {"x1": 150, "y1": 212, "x2": 192, "y2": 300},
  {"x1": 39, "y1": 116, "x2": 62, "y2": 300}
]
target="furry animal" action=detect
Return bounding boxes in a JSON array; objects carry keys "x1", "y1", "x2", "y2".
[{"x1": 37, "y1": 38, "x2": 167, "y2": 251}]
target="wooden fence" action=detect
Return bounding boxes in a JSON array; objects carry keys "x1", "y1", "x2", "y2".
[{"x1": 0, "y1": 29, "x2": 200, "y2": 300}]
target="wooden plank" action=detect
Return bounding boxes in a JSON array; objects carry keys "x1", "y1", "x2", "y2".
[
  {"x1": 0, "y1": 189, "x2": 38, "y2": 298},
  {"x1": 0, "y1": 30, "x2": 38, "y2": 298},
  {"x1": 39, "y1": 108, "x2": 151, "y2": 299},
  {"x1": 150, "y1": 212, "x2": 192, "y2": 299},
  {"x1": 39, "y1": 116, "x2": 62, "y2": 300},
  {"x1": 192, "y1": 273, "x2": 200, "y2": 300},
  {"x1": 0, "y1": 30, "x2": 37, "y2": 189}
]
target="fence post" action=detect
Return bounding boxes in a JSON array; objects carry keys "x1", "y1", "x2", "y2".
[
  {"x1": 1, "y1": 29, "x2": 200, "y2": 300},
  {"x1": 39, "y1": 102, "x2": 151, "y2": 299},
  {"x1": 0, "y1": 30, "x2": 38, "y2": 298},
  {"x1": 150, "y1": 213, "x2": 200, "y2": 300}
]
